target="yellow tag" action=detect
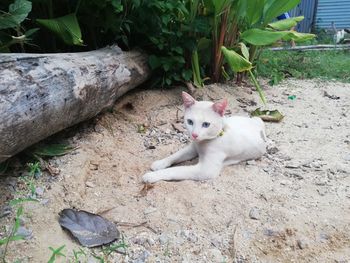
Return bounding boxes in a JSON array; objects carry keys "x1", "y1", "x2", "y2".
[{"x1": 218, "y1": 130, "x2": 224, "y2": 137}]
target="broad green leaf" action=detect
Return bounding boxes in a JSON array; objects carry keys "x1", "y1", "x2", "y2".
[
  {"x1": 251, "y1": 108, "x2": 284, "y2": 122},
  {"x1": 241, "y1": 28, "x2": 287, "y2": 45},
  {"x1": 37, "y1": 13, "x2": 83, "y2": 46},
  {"x1": 239, "y1": 0, "x2": 265, "y2": 26},
  {"x1": 192, "y1": 50, "x2": 204, "y2": 88},
  {"x1": 263, "y1": 0, "x2": 300, "y2": 25},
  {"x1": 239, "y1": 42, "x2": 250, "y2": 60},
  {"x1": 33, "y1": 143, "x2": 75, "y2": 157},
  {"x1": 149, "y1": 55, "x2": 161, "y2": 69},
  {"x1": 282, "y1": 31, "x2": 315, "y2": 42},
  {"x1": 0, "y1": 0, "x2": 32, "y2": 29},
  {"x1": 268, "y1": 16, "x2": 304, "y2": 30},
  {"x1": 212, "y1": 0, "x2": 231, "y2": 16},
  {"x1": 197, "y1": 37, "x2": 211, "y2": 51},
  {"x1": 221, "y1": 46, "x2": 252, "y2": 72},
  {"x1": 241, "y1": 29, "x2": 315, "y2": 46},
  {"x1": 24, "y1": 28, "x2": 39, "y2": 38}
]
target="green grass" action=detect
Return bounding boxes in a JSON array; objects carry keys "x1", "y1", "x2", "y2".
[{"x1": 256, "y1": 49, "x2": 350, "y2": 85}]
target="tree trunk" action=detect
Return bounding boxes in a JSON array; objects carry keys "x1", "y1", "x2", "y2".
[{"x1": 0, "y1": 45, "x2": 150, "y2": 163}]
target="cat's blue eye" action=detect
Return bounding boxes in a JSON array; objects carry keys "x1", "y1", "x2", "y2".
[
  {"x1": 202, "y1": 122, "x2": 210, "y2": 128},
  {"x1": 187, "y1": 119, "x2": 193, "y2": 125}
]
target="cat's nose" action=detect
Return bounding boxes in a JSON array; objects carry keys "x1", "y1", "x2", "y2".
[{"x1": 191, "y1": 133, "x2": 198, "y2": 139}]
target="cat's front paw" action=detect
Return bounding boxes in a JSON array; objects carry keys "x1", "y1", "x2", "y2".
[
  {"x1": 142, "y1": 172, "x2": 161, "y2": 183},
  {"x1": 151, "y1": 160, "x2": 170, "y2": 171}
]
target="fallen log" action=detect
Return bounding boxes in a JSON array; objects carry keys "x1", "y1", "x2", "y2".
[
  {"x1": 0, "y1": 45, "x2": 150, "y2": 163},
  {"x1": 269, "y1": 44, "x2": 350, "y2": 51}
]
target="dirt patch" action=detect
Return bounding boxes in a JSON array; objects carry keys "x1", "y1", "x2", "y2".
[{"x1": 1, "y1": 79, "x2": 350, "y2": 262}]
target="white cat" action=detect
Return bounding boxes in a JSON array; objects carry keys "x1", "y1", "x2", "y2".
[{"x1": 142, "y1": 92, "x2": 267, "y2": 183}]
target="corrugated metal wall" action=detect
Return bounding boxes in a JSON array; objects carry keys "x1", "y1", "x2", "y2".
[
  {"x1": 290, "y1": 0, "x2": 317, "y2": 32},
  {"x1": 315, "y1": 0, "x2": 350, "y2": 29}
]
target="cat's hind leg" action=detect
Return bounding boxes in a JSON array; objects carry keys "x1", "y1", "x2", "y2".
[{"x1": 151, "y1": 143, "x2": 197, "y2": 171}]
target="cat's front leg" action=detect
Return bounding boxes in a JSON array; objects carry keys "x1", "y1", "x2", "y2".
[
  {"x1": 151, "y1": 143, "x2": 197, "y2": 171},
  {"x1": 143, "y1": 157, "x2": 223, "y2": 183}
]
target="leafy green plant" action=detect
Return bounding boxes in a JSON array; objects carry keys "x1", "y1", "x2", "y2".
[
  {"x1": 47, "y1": 245, "x2": 66, "y2": 263},
  {"x1": 257, "y1": 49, "x2": 350, "y2": 84},
  {"x1": 37, "y1": 13, "x2": 83, "y2": 46},
  {"x1": 0, "y1": 0, "x2": 38, "y2": 52},
  {"x1": 73, "y1": 247, "x2": 87, "y2": 263},
  {"x1": 0, "y1": 206, "x2": 25, "y2": 262}
]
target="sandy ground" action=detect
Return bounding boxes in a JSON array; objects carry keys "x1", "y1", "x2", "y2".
[{"x1": 0, "y1": 79, "x2": 350, "y2": 263}]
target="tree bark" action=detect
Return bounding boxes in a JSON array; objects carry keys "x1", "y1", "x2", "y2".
[{"x1": 0, "y1": 45, "x2": 150, "y2": 163}]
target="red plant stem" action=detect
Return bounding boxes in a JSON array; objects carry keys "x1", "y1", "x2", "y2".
[{"x1": 213, "y1": 9, "x2": 229, "y2": 82}]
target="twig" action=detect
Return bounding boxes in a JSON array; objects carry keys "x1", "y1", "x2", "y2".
[
  {"x1": 185, "y1": 82, "x2": 196, "y2": 94},
  {"x1": 115, "y1": 221, "x2": 158, "y2": 234}
]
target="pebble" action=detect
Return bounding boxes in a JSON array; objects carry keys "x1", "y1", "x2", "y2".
[
  {"x1": 158, "y1": 233, "x2": 169, "y2": 245},
  {"x1": 40, "y1": 199, "x2": 50, "y2": 205},
  {"x1": 267, "y1": 146, "x2": 279, "y2": 155},
  {"x1": 16, "y1": 226, "x2": 33, "y2": 240},
  {"x1": 319, "y1": 233, "x2": 329, "y2": 243},
  {"x1": 249, "y1": 207, "x2": 260, "y2": 220},
  {"x1": 180, "y1": 230, "x2": 198, "y2": 243},
  {"x1": 297, "y1": 238, "x2": 309, "y2": 249},
  {"x1": 133, "y1": 250, "x2": 151, "y2": 263},
  {"x1": 246, "y1": 160, "x2": 256, "y2": 165},
  {"x1": 285, "y1": 162, "x2": 300, "y2": 169},
  {"x1": 317, "y1": 188, "x2": 327, "y2": 196},
  {"x1": 35, "y1": 187, "x2": 44, "y2": 196},
  {"x1": 280, "y1": 180, "x2": 292, "y2": 186},
  {"x1": 85, "y1": 181, "x2": 95, "y2": 188},
  {"x1": 0, "y1": 206, "x2": 12, "y2": 218}
]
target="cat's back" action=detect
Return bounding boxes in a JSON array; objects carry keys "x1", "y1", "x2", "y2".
[{"x1": 225, "y1": 115, "x2": 264, "y2": 131}]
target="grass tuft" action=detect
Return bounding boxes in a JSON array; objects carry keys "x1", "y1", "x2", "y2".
[{"x1": 256, "y1": 49, "x2": 350, "y2": 85}]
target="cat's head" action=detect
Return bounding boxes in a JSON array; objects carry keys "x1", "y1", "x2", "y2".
[{"x1": 182, "y1": 91, "x2": 227, "y2": 142}]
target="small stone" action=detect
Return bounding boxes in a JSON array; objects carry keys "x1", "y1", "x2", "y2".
[
  {"x1": 317, "y1": 188, "x2": 327, "y2": 196},
  {"x1": 249, "y1": 207, "x2": 260, "y2": 220},
  {"x1": 267, "y1": 146, "x2": 279, "y2": 155},
  {"x1": 246, "y1": 160, "x2": 256, "y2": 165},
  {"x1": 16, "y1": 226, "x2": 33, "y2": 240},
  {"x1": 180, "y1": 230, "x2": 198, "y2": 242},
  {"x1": 35, "y1": 187, "x2": 44, "y2": 196},
  {"x1": 319, "y1": 233, "x2": 329, "y2": 243},
  {"x1": 158, "y1": 233, "x2": 169, "y2": 245},
  {"x1": 285, "y1": 162, "x2": 300, "y2": 169},
  {"x1": 133, "y1": 250, "x2": 151, "y2": 263},
  {"x1": 264, "y1": 229, "x2": 279, "y2": 237},
  {"x1": 280, "y1": 180, "x2": 291, "y2": 186},
  {"x1": 297, "y1": 238, "x2": 309, "y2": 249},
  {"x1": 85, "y1": 181, "x2": 95, "y2": 188},
  {"x1": 143, "y1": 207, "x2": 157, "y2": 215},
  {"x1": 40, "y1": 199, "x2": 50, "y2": 205},
  {"x1": 0, "y1": 206, "x2": 12, "y2": 218}
]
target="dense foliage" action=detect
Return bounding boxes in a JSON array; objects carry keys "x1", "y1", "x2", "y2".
[{"x1": 0, "y1": 0, "x2": 314, "y2": 97}]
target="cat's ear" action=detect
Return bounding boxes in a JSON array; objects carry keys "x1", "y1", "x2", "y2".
[
  {"x1": 212, "y1": 99, "x2": 228, "y2": 116},
  {"x1": 182, "y1": 92, "x2": 196, "y2": 108}
]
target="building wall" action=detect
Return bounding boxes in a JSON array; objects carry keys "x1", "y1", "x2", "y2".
[
  {"x1": 315, "y1": 0, "x2": 350, "y2": 29},
  {"x1": 290, "y1": 0, "x2": 317, "y2": 33}
]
